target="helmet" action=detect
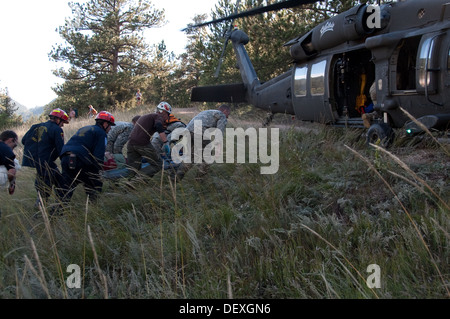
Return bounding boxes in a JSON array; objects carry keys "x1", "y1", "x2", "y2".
[
  {"x1": 156, "y1": 101, "x2": 172, "y2": 114},
  {"x1": 95, "y1": 111, "x2": 116, "y2": 126},
  {"x1": 49, "y1": 108, "x2": 69, "y2": 123}
]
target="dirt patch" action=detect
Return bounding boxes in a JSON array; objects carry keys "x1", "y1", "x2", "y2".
[
  {"x1": 172, "y1": 107, "x2": 200, "y2": 123},
  {"x1": 173, "y1": 107, "x2": 199, "y2": 116}
]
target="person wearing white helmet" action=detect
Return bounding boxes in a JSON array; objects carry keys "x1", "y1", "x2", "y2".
[
  {"x1": 126, "y1": 102, "x2": 171, "y2": 179},
  {"x1": 156, "y1": 101, "x2": 172, "y2": 114},
  {"x1": 151, "y1": 103, "x2": 186, "y2": 160}
]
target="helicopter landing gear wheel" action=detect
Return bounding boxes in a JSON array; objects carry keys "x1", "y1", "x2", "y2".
[{"x1": 366, "y1": 123, "x2": 395, "y2": 148}]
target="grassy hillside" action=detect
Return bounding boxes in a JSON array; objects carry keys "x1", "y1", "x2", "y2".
[{"x1": 0, "y1": 104, "x2": 448, "y2": 299}]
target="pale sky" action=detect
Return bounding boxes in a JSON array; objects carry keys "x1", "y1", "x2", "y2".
[{"x1": 0, "y1": 0, "x2": 217, "y2": 108}]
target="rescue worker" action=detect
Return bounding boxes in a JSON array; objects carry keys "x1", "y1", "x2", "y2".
[
  {"x1": 127, "y1": 102, "x2": 170, "y2": 179},
  {"x1": 58, "y1": 111, "x2": 116, "y2": 209},
  {"x1": 151, "y1": 111, "x2": 186, "y2": 160},
  {"x1": 106, "y1": 115, "x2": 141, "y2": 169},
  {"x1": 172, "y1": 104, "x2": 231, "y2": 182},
  {"x1": 0, "y1": 130, "x2": 19, "y2": 196},
  {"x1": 22, "y1": 108, "x2": 69, "y2": 207}
]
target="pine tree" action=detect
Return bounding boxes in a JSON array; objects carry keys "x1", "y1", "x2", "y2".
[
  {"x1": 164, "y1": 13, "x2": 210, "y2": 108},
  {"x1": 50, "y1": 0, "x2": 165, "y2": 110},
  {"x1": 0, "y1": 87, "x2": 21, "y2": 130},
  {"x1": 143, "y1": 41, "x2": 176, "y2": 105}
]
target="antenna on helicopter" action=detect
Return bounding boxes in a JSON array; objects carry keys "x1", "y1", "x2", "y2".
[{"x1": 215, "y1": 0, "x2": 241, "y2": 78}]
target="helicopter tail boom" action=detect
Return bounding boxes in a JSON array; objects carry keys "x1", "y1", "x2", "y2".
[
  {"x1": 189, "y1": 30, "x2": 260, "y2": 105},
  {"x1": 190, "y1": 29, "x2": 295, "y2": 115}
]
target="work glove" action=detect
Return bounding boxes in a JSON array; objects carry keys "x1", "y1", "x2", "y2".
[{"x1": 162, "y1": 142, "x2": 171, "y2": 157}]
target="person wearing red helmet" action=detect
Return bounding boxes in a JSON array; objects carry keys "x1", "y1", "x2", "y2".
[
  {"x1": 56, "y1": 111, "x2": 116, "y2": 213},
  {"x1": 22, "y1": 108, "x2": 69, "y2": 207}
]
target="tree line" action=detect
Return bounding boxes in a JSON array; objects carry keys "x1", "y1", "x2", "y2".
[{"x1": 1, "y1": 0, "x2": 361, "y2": 129}]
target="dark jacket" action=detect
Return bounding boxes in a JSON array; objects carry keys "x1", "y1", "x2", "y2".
[
  {"x1": 22, "y1": 121, "x2": 65, "y2": 169},
  {"x1": 0, "y1": 141, "x2": 16, "y2": 170},
  {"x1": 60, "y1": 124, "x2": 107, "y2": 170},
  {"x1": 128, "y1": 113, "x2": 165, "y2": 146}
]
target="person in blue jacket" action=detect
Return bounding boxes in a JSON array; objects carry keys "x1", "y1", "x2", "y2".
[
  {"x1": 22, "y1": 108, "x2": 69, "y2": 207},
  {"x1": 58, "y1": 111, "x2": 116, "y2": 209}
]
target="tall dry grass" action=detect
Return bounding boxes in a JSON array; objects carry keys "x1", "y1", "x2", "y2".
[{"x1": 0, "y1": 105, "x2": 448, "y2": 298}]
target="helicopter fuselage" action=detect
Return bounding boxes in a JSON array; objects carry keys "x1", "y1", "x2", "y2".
[{"x1": 191, "y1": 0, "x2": 450, "y2": 135}]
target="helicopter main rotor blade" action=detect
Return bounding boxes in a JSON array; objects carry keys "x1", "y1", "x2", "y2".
[
  {"x1": 215, "y1": 37, "x2": 229, "y2": 77},
  {"x1": 214, "y1": 0, "x2": 241, "y2": 78},
  {"x1": 183, "y1": 0, "x2": 318, "y2": 30}
]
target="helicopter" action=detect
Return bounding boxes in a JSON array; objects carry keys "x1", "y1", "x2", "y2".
[{"x1": 187, "y1": 0, "x2": 450, "y2": 147}]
